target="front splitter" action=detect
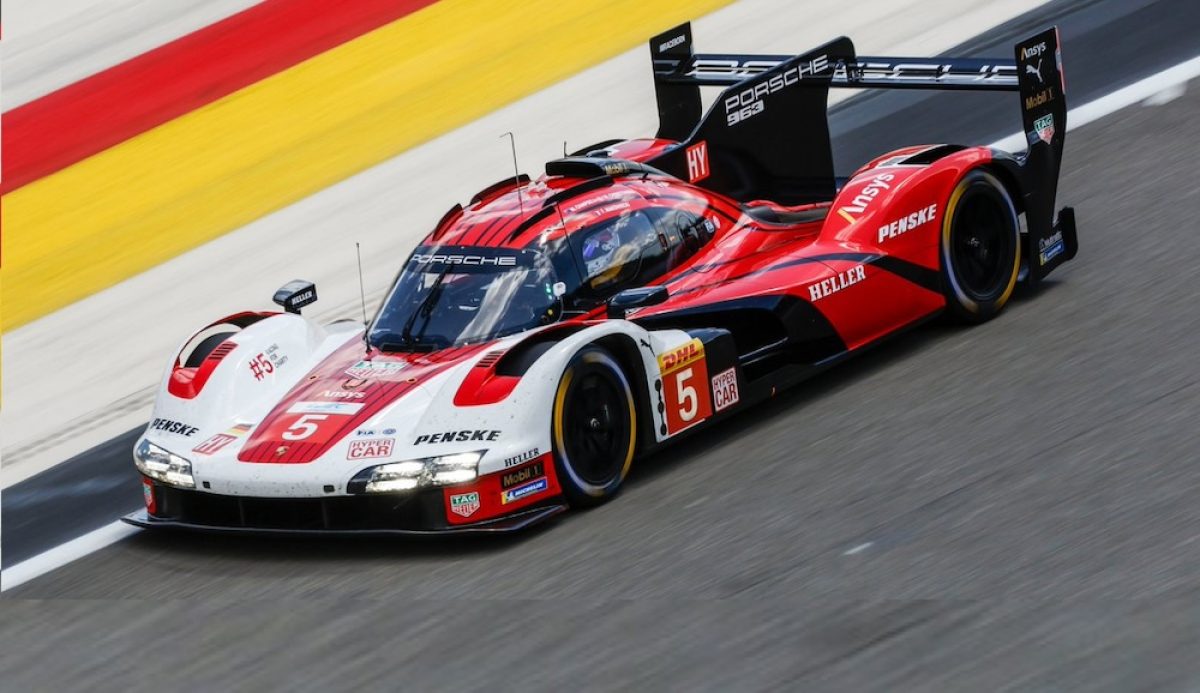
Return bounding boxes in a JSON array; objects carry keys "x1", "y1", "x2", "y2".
[{"x1": 122, "y1": 503, "x2": 567, "y2": 537}]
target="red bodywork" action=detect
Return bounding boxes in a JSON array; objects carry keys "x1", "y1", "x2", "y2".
[
  {"x1": 153, "y1": 137, "x2": 1002, "y2": 532},
  {"x1": 236, "y1": 340, "x2": 492, "y2": 464},
  {"x1": 426, "y1": 138, "x2": 992, "y2": 353},
  {"x1": 175, "y1": 139, "x2": 992, "y2": 475}
]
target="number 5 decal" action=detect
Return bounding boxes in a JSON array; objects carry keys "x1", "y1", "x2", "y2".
[
  {"x1": 658, "y1": 338, "x2": 712, "y2": 436},
  {"x1": 282, "y1": 414, "x2": 328, "y2": 440},
  {"x1": 676, "y1": 367, "x2": 698, "y2": 422}
]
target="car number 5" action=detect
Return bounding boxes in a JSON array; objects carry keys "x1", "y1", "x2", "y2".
[
  {"x1": 283, "y1": 414, "x2": 328, "y2": 440},
  {"x1": 676, "y1": 367, "x2": 698, "y2": 422},
  {"x1": 659, "y1": 342, "x2": 712, "y2": 437}
]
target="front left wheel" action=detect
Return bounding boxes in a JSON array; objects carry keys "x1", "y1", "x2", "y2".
[{"x1": 551, "y1": 346, "x2": 637, "y2": 507}]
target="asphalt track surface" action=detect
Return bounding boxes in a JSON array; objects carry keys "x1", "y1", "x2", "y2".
[{"x1": 5, "y1": 0, "x2": 1200, "y2": 688}]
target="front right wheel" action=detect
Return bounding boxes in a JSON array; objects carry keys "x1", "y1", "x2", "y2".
[
  {"x1": 551, "y1": 346, "x2": 637, "y2": 507},
  {"x1": 939, "y1": 169, "x2": 1022, "y2": 323}
]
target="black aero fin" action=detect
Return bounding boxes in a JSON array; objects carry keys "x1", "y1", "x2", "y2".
[
  {"x1": 1014, "y1": 27, "x2": 1074, "y2": 282},
  {"x1": 650, "y1": 38, "x2": 852, "y2": 206},
  {"x1": 649, "y1": 23, "x2": 702, "y2": 141}
]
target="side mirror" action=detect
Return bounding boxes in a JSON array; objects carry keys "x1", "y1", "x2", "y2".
[
  {"x1": 606, "y1": 285, "x2": 668, "y2": 319},
  {"x1": 273, "y1": 280, "x2": 318, "y2": 315}
]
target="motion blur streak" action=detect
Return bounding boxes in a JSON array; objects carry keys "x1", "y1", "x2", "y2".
[
  {"x1": 0, "y1": 522, "x2": 138, "y2": 593},
  {"x1": 1, "y1": 0, "x2": 440, "y2": 193},
  {"x1": 0, "y1": 0, "x2": 731, "y2": 333}
]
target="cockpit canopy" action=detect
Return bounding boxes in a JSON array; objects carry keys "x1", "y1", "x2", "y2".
[
  {"x1": 369, "y1": 190, "x2": 717, "y2": 351},
  {"x1": 369, "y1": 248, "x2": 560, "y2": 351},
  {"x1": 577, "y1": 207, "x2": 713, "y2": 294}
]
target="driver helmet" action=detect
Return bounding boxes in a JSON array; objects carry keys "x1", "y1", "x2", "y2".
[
  {"x1": 582, "y1": 217, "x2": 642, "y2": 288},
  {"x1": 582, "y1": 226, "x2": 622, "y2": 278}
]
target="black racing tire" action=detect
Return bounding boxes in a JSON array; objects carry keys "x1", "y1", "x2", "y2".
[
  {"x1": 551, "y1": 346, "x2": 637, "y2": 508},
  {"x1": 182, "y1": 331, "x2": 236, "y2": 368},
  {"x1": 939, "y1": 169, "x2": 1021, "y2": 323}
]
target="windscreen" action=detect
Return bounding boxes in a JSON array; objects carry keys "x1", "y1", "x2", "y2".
[{"x1": 369, "y1": 247, "x2": 562, "y2": 350}]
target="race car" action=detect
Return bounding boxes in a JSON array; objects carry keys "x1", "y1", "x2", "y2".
[{"x1": 126, "y1": 23, "x2": 1077, "y2": 534}]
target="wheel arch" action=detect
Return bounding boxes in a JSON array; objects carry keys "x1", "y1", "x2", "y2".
[
  {"x1": 176, "y1": 311, "x2": 277, "y2": 368},
  {"x1": 980, "y1": 158, "x2": 1027, "y2": 218},
  {"x1": 500, "y1": 321, "x2": 671, "y2": 460},
  {"x1": 589, "y1": 333, "x2": 657, "y2": 457}
]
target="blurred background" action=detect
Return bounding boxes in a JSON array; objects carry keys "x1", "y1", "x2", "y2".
[{"x1": 2, "y1": 0, "x2": 1200, "y2": 688}]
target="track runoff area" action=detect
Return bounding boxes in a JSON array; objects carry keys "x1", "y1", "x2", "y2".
[{"x1": 3, "y1": 0, "x2": 1199, "y2": 620}]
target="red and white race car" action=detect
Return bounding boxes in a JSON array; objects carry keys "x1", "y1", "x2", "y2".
[{"x1": 128, "y1": 23, "x2": 1076, "y2": 534}]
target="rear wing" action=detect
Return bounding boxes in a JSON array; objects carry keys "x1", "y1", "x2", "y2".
[{"x1": 644, "y1": 23, "x2": 1074, "y2": 282}]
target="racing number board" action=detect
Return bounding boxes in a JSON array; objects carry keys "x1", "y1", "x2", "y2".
[{"x1": 658, "y1": 338, "x2": 712, "y2": 436}]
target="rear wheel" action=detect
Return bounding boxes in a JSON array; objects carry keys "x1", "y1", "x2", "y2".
[
  {"x1": 551, "y1": 346, "x2": 637, "y2": 507},
  {"x1": 940, "y1": 170, "x2": 1021, "y2": 323}
]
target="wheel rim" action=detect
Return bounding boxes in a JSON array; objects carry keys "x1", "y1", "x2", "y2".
[
  {"x1": 949, "y1": 189, "x2": 1015, "y2": 301},
  {"x1": 562, "y1": 370, "x2": 630, "y2": 485}
]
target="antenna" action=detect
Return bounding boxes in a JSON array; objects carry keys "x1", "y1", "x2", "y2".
[
  {"x1": 563, "y1": 141, "x2": 568, "y2": 156},
  {"x1": 501, "y1": 132, "x2": 523, "y2": 216},
  {"x1": 355, "y1": 242, "x2": 370, "y2": 354},
  {"x1": 553, "y1": 204, "x2": 588, "y2": 289}
]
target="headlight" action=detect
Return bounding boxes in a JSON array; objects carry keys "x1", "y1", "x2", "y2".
[
  {"x1": 351, "y1": 451, "x2": 483, "y2": 493},
  {"x1": 134, "y1": 439, "x2": 195, "y2": 489},
  {"x1": 428, "y1": 452, "x2": 482, "y2": 485},
  {"x1": 362, "y1": 461, "x2": 424, "y2": 493}
]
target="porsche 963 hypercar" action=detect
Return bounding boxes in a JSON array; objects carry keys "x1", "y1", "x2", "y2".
[{"x1": 127, "y1": 23, "x2": 1077, "y2": 534}]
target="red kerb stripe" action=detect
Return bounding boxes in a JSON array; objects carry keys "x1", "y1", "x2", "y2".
[{"x1": 1, "y1": 0, "x2": 439, "y2": 193}]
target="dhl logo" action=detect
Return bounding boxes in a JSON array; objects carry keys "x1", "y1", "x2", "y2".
[{"x1": 657, "y1": 338, "x2": 704, "y2": 373}]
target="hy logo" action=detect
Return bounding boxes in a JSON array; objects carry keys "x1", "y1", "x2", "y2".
[{"x1": 685, "y1": 141, "x2": 710, "y2": 183}]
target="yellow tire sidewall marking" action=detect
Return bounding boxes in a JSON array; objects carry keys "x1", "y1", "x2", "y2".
[{"x1": 940, "y1": 170, "x2": 1020, "y2": 315}]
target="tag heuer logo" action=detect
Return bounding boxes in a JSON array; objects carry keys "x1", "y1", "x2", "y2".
[
  {"x1": 1034, "y1": 114, "x2": 1055, "y2": 144},
  {"x1": 449, "y1": 492, "x2": 480, "y2": 518}
]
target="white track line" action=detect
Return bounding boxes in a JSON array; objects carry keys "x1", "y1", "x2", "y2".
[
  {"x1": 990, "y1": 55, "x2": 1200, "y2": 151},
  {"x1": 844, "y1": 542, "x2": 874, "y2": 556},
  {"x1": 1, "y1": 521, "x2": 140, "y2": 592},
  {"x1": 4, "y1": 54, "x2": 1199, "y2": 593}
]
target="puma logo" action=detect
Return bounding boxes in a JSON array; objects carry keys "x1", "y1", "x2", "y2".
[{"x1": 1026, "y1": 59, "x2": 1044, "y2": 84}]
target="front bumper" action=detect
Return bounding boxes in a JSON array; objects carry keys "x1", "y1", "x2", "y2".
[{"x1": 123, "y1": 484, "x2": 566, "y2": 536}]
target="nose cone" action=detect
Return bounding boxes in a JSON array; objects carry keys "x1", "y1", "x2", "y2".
[{"x1": 236, "y1": 340, "x2": 490, "y2": 465}]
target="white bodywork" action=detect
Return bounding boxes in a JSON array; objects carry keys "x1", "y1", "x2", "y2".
[{"x1": 140, "y1": 312, "x2": 693, "y2": 498}]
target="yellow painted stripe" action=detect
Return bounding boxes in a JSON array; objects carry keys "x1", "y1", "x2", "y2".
[{"x1": 1, "y1": 0, "x2": 731, "y2": 332}]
